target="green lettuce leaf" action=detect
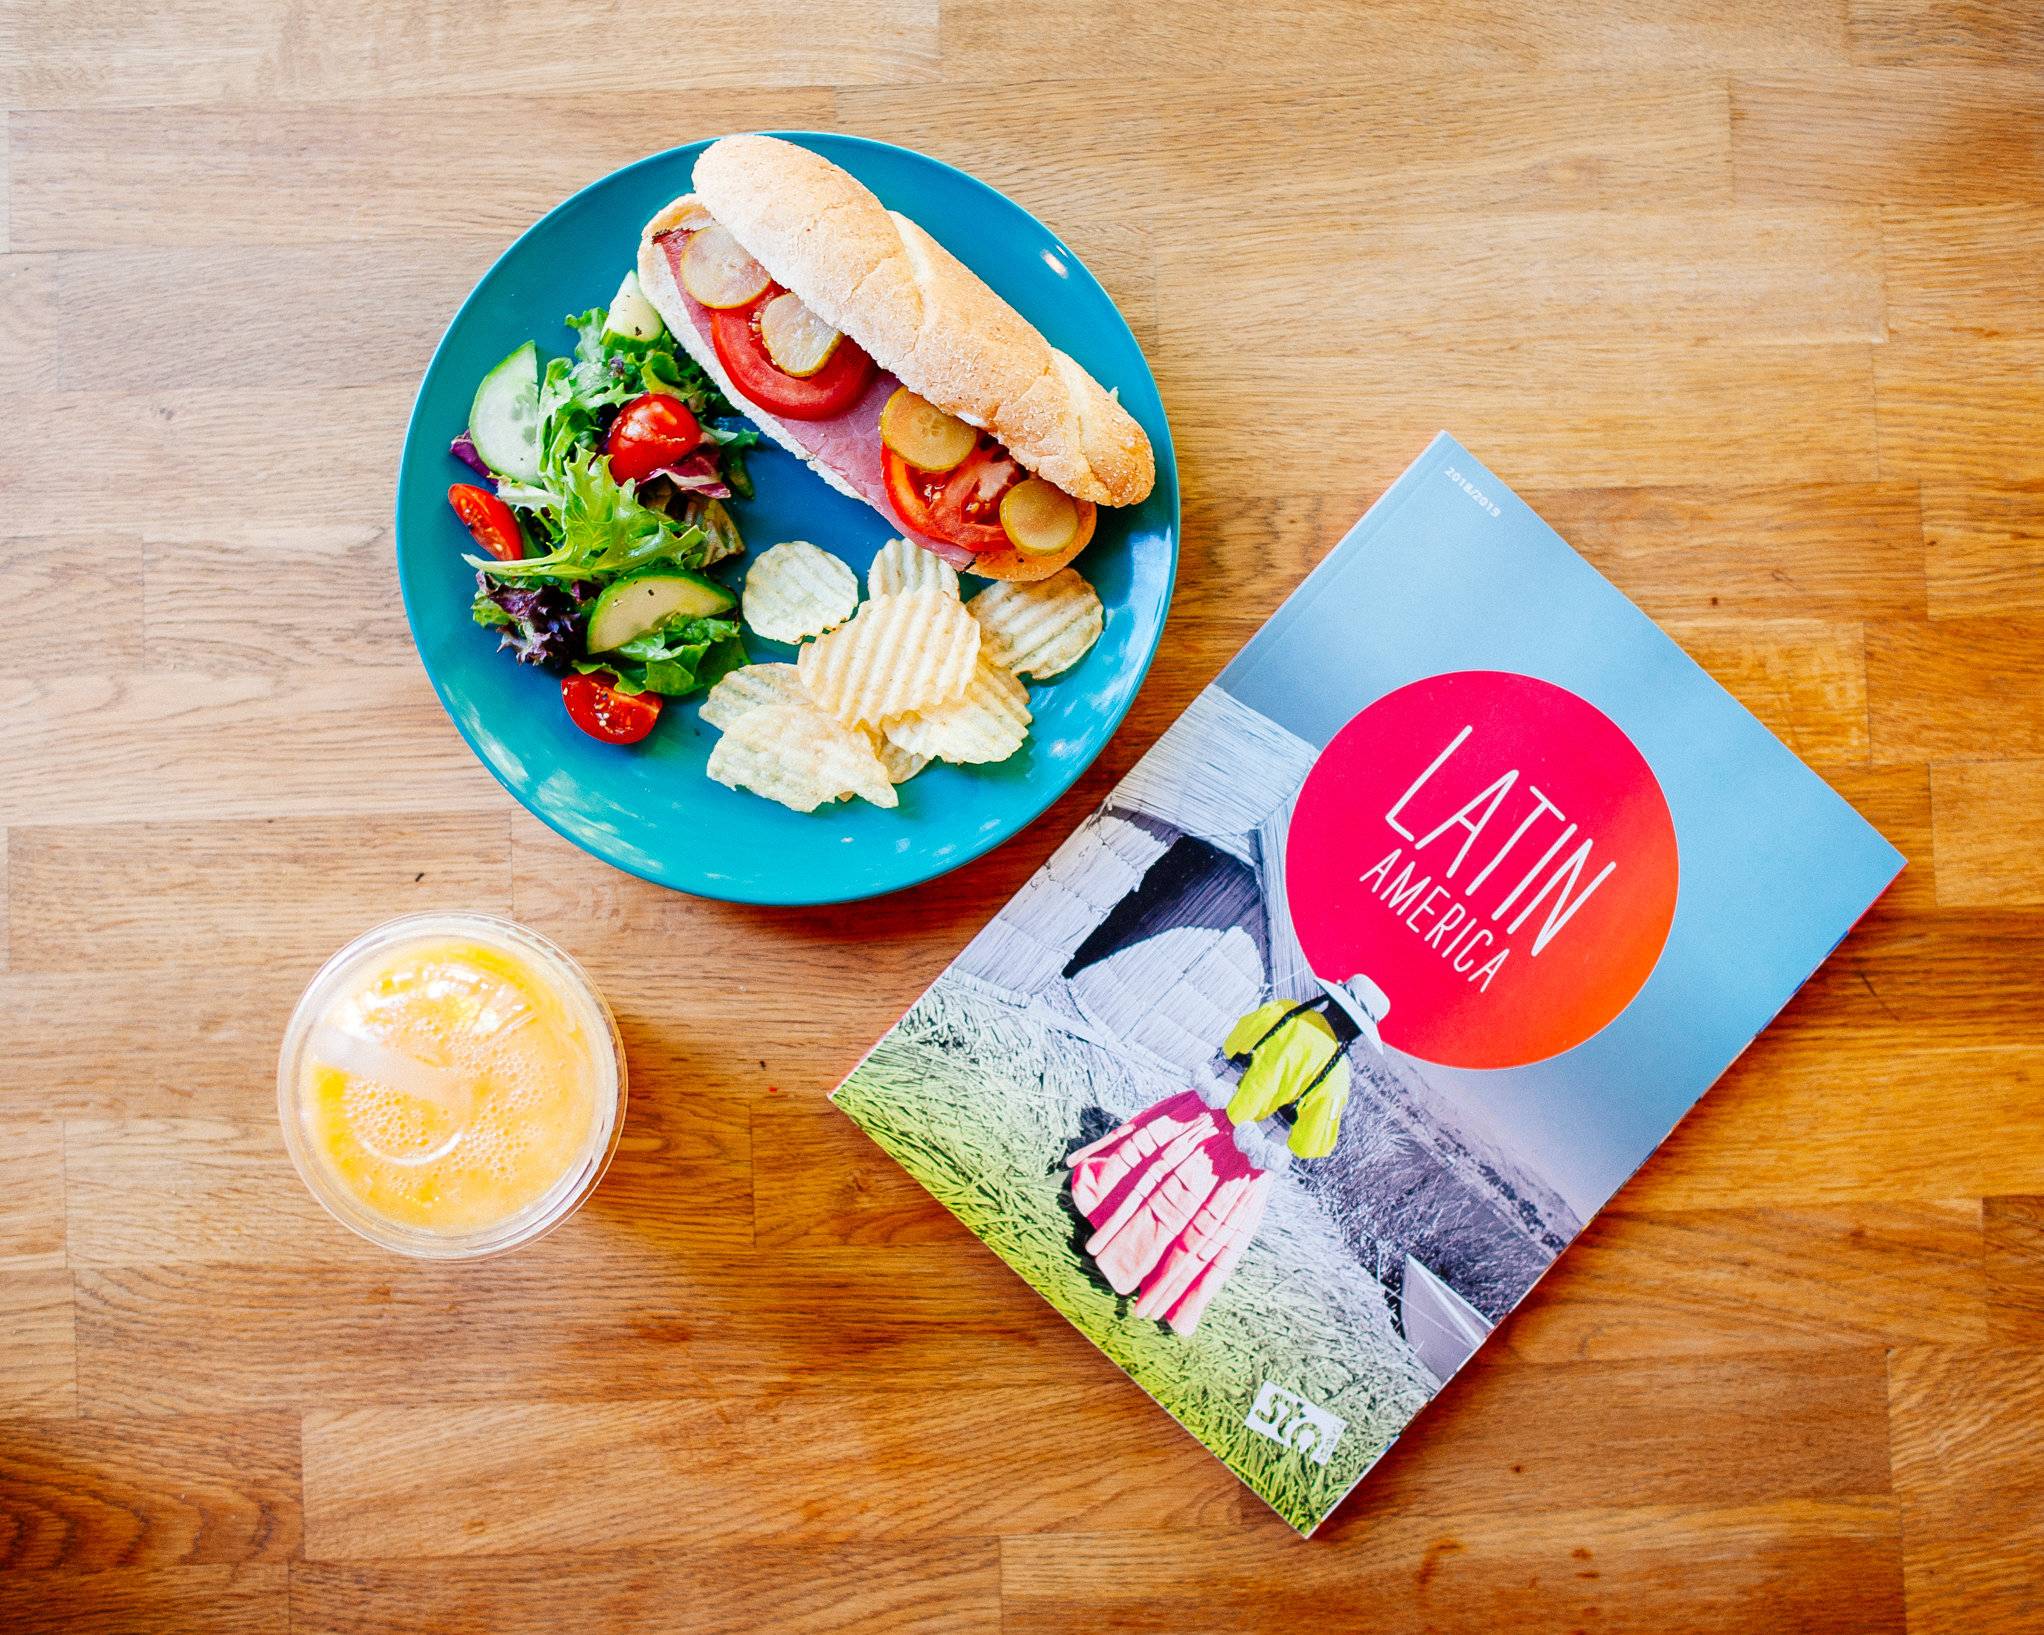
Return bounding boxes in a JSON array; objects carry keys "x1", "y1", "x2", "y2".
[
  {"x1": 685, "y1": 497, "x2": 746, "y2": 566},
  {"x1": 575, "y1": 616, "x2": 744, "y2": 698},
  {"x1": 470, "y1": 453, "x2": 707, "y2": 584},
  {"x1": 638, "y1": 345, "x2": 730, "y2": 422}
]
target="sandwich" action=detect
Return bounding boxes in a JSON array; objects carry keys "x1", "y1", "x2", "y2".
[{"x1": 637, "y1": 134, "x2": 1155, "y2": 583}]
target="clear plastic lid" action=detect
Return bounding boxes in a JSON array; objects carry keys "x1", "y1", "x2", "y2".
[{"x1": 277, "y1": 912, "x2": 626, "y2": 1259}]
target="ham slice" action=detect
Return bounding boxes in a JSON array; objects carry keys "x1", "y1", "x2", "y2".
[{"x1": 657, "y1": 233, "x2": 977, "y2": 569}]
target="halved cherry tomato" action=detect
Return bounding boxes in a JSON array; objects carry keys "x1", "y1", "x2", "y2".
[
  {"x1": 881, "y1": 440, "x2": 1024, "y2": 553},
  {"x1": 605, "y1": 393, "x2": 703, "y2": 486},
  {"x1": 448, "y1": 483, "x2": 525, "y2": 561},
  {"x1": 711, "y1": 290, "x2": 874, "y2": 420},
  {"x1": 561, "y1": 671, "x2": 662, "y2": 745}
]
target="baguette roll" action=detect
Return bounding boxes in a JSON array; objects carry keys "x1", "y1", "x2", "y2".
[
  {"x1": 691, "y1": 135, "x2": 1154, "y2": 509},
  {"x1": 640, "y1": 199, "x2": 1112, "y2": 581}
]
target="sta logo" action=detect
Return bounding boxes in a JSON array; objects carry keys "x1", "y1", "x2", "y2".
[{"x1": 1244, "y1": 1381, "x2": 1345, "y2": 1466}]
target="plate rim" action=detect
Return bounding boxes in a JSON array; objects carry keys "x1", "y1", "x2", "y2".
[{"x1": 394, "y1": 130, "x2": 1180, "y2": 906}]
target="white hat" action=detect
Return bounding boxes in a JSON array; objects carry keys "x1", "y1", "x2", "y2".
[{"x1": 1320, "y1": 973, "x2": 1390, "y2": 1051}]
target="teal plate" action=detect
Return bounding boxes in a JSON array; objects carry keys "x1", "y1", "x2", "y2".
[{"x1": 396, "y1": 133, "x2": 1178, "y2": 905}]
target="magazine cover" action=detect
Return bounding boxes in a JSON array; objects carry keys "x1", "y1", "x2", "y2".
[{"x1": 832, "y1": 433, "x2": 1906, "y2": 1535}]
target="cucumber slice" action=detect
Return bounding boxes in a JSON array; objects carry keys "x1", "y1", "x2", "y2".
[
  {"x1": 469, "y1": 341, "x2": 541, "y2": 483},
  {"x1": 603, "y1": 271, "x2": 666, "y2": 343},
  {"x1": 586, "y1": 571, "x2": 738, "y2": 652}
]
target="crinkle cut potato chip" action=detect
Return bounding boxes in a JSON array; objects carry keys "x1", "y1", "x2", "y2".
[
  {"x1": 698, "y1": 662, "x2": 806, "y2": 731},
  {"x1": 867, "y1": 537, "x2": 960, "y2": 601},
  {"x1": 871, "y1": 732, "x2": 931, "y2": 785},
  {"x1": 706, "y1": 701, "x2": 898, "y2": 813},
  {"x1": 968, "y1": 568, "x2": 1104, "y2": 680},
  {"x1": 742, "y1": 540, "x2": 860, "y2": 644},
  {"x1": 885, "y1": 658, "x2": 1031, "y2": 765},
  {"x1": 798, "y1": 588, "x2": 980, "y2": 728}
]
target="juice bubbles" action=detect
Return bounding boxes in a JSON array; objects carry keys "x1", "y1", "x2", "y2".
[{"x1": 279, "y1": 914, "x2": 624, "y2": 1257}]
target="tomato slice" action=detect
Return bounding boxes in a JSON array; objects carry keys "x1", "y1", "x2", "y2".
[
  {"x1": 881, "y1": 441, "x2": 1027, "y2": 553},
  {"x1": 448, "y1": 483, "x2": 525, "y2": 561},
  {"x1": 561, "y1": 671, "x2": 662, "y2": 745},
  {"x1": 604, "y1": 393, "x2": 703, "y2": 486},
  {"x1": 710, "y1": 291, "x2": 874, "y2": 420}
]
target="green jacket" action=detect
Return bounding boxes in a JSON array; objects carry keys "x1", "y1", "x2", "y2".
[{"x1": 1222, "y1": 1000, "x2": 1353, "y2": 1159}]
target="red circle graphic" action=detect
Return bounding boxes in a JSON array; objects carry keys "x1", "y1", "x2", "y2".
[{"x1": 1285, "y1": 671, "x2": 1678, "y2": 1070}]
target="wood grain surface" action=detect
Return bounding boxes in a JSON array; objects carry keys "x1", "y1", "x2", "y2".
[{"x1": 3, "y1": 3, "x2": 2042, "y2": 1630}]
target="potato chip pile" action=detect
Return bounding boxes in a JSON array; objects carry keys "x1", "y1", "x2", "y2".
[{"x1": 704, "y1": 538, "x2": 1105, "y2": 813}]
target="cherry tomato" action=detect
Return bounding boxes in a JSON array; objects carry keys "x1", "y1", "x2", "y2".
[
  {"x1": 448, "y1": 483, "x2": 525, "y2": 561},
  {"x1": 881, "y1": 440, "x2": 1027, "y2": 553},
  {"x1": 561, "y1": 671, "x2": 662, "y2": 745},
  {"x1": 711, "y1": 291, "x2": 875, "y2": 420},
  {"x1": 604, "y1": 393, "x2": 704, "y2": 486}
]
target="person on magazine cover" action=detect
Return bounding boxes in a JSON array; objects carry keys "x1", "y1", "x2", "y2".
[{"x1": 1065, "y1": 976, "x2": 1388, "y2": 1335}]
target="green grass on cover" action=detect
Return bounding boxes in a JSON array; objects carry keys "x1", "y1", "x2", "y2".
[{"x1": 834, "y1": 974, "x2": 1434, "y2": 1534}]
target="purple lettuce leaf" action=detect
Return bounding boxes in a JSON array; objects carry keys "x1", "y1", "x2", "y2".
[
  {"x1": 470, "y1": 571, "x2": 588, "y2": 671},
  {"x1": 449, "y1": 432, "x2": 494, "y2": 481},
  {"x1": 650, "y1": 452, "x2": 732, "y2": 499}
]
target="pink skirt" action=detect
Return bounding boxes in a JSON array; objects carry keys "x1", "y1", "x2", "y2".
[{"x1": 1066, "y1": 1091, "x2": 1274, "y2": 1336}]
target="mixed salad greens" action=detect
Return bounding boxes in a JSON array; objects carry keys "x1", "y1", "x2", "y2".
[{"x1": 449, "y1": 273, "x2": 762, "y2": 743}]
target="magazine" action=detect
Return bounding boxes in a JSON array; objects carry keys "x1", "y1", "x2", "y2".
[{"x1": 831, "y1": 432, "x2": 1905, "y2": 1534}]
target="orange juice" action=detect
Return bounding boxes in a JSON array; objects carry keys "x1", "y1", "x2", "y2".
[{"x1": 280, "y1": 914, "x2": 623, "y2": 1256}]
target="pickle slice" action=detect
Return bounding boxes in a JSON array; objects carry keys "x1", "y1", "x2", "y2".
[
  {"x1": 758, "y1": 293, "x2": 843, "y2": 377},
  {"x1": 878, "y1": 388, "x2": 976, "y2": 472},
  {"x1": 999, "y1": 477, "x2": 1080, "y2": 556},
  {"x1": 679, "y1": 223, "x2": 771, "y2": 310}
]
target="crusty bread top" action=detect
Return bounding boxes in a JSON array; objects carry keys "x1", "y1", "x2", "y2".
[{"x1": 689, "y1": 134, "x2": 1155, "y2": 508}]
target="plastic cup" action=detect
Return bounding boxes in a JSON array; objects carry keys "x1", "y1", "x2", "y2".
[{"x1": 278, "y1": 911, "x2": 626, "y2": 1259}]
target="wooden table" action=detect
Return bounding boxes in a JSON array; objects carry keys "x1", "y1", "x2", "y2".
[{"x1": 4, "y1": 3, "x2": 2042, "y2": 1630}]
